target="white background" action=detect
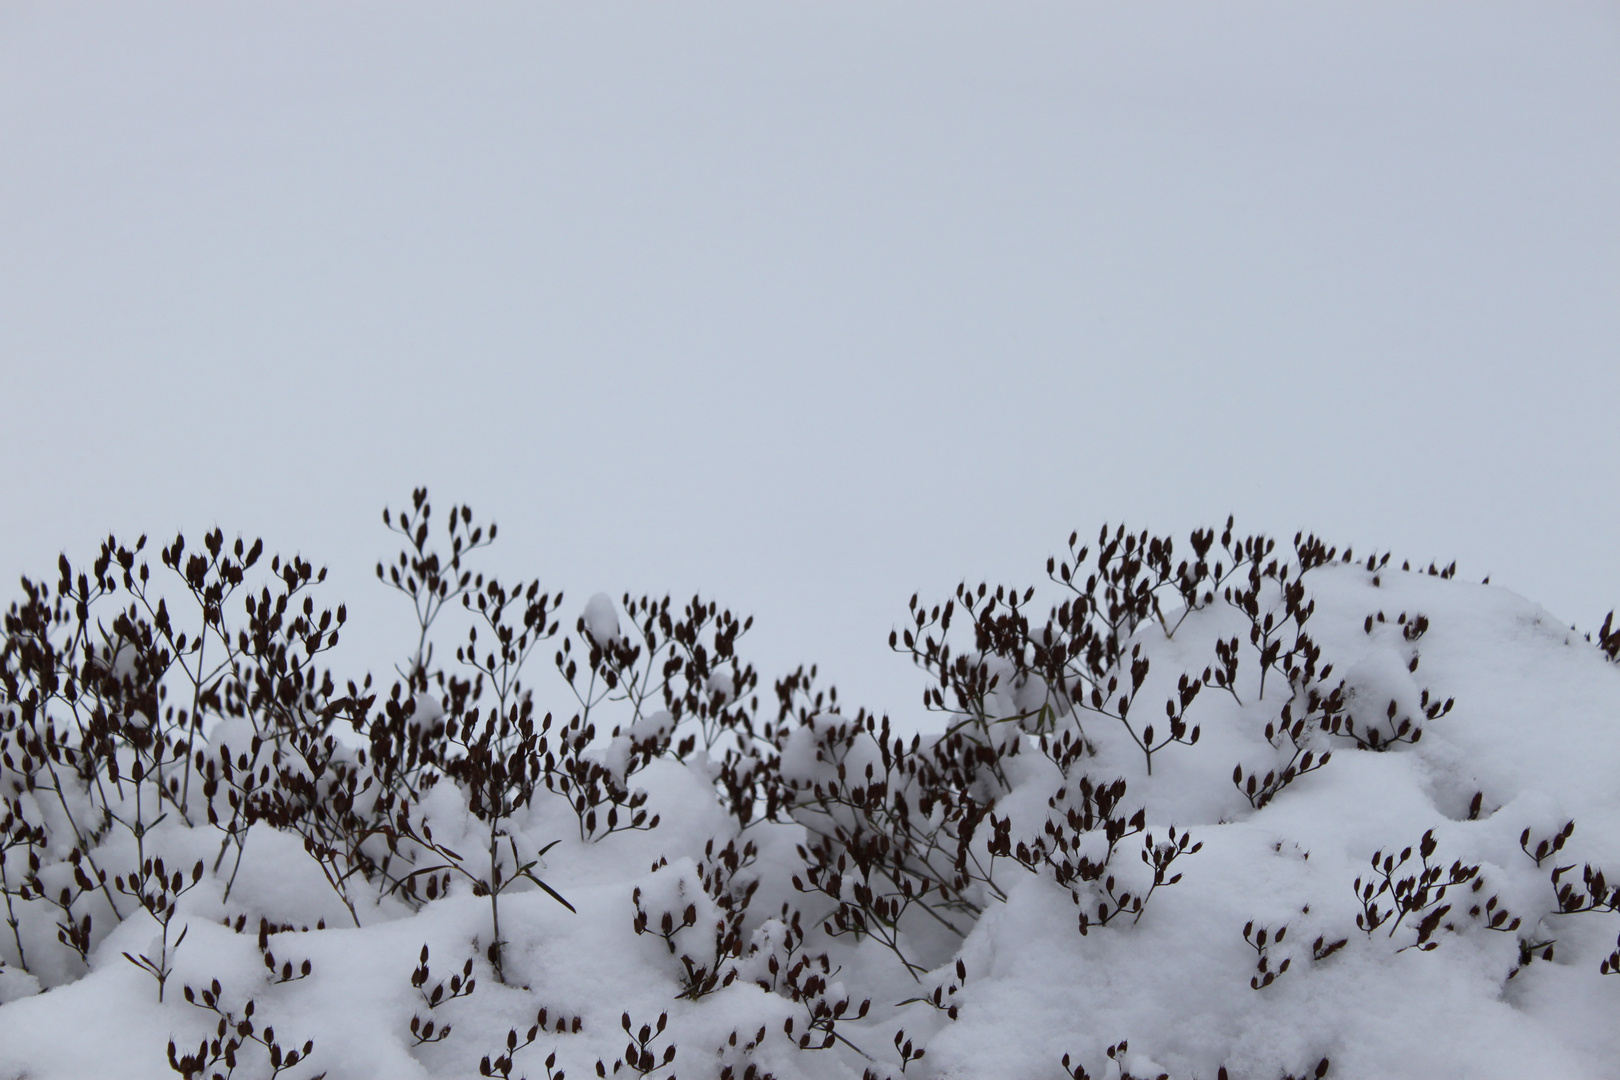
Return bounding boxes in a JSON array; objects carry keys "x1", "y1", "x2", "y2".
[{"x1": 2, "y1": 2, "x2": 1616, "y2": 723}]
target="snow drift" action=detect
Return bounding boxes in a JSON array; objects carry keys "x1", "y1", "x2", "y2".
[{"x1": 3, "y1": 494, "x2": 1620, "y2": 1080}]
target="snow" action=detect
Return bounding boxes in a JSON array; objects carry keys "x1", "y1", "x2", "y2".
[
  {"x1": 5, "y1": 545, "x2": 1620, "y2": 1080},
  {"x1": 585, "y1": 594, "x2": 624, "y2": 648}
]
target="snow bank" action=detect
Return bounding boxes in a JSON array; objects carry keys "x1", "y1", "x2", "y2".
[{"x1": 3, "y1": 519, "x2": 1620, "y2": 1080}]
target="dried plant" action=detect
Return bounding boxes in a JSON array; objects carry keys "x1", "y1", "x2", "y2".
[
  {"x1": 595, "y1": 1011, "x2": 676, "y2": 1079},
  {"x1": 1353, "y1": 829, "x2": 1519, "y2": 951},
  {"x1": 408, "y1": 943, "x2": 476, "y2": 1046},
  {"x1": 479, "y1": 1009, "x2": 569, "y2": 1080},
  {"x1": 172, "y1": 978, "x2": 322, "y2": 1080},
  {"x1": 6, "y1": 496, "x2": 1606, "y2": 1080}
]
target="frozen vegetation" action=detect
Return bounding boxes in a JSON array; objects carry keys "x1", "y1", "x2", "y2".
[{"x1": 3, "y1": 491, "x2": 1620, "y2": 1080}]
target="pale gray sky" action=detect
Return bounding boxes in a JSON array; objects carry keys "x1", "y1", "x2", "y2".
[{"x1": 2, "y1": 2, "x2": 1616, "y2": 723}]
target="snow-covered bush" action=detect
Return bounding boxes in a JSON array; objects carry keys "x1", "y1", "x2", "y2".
[{"x1": 3, "y1": 491, "x2": 1620, "y2": 1079}]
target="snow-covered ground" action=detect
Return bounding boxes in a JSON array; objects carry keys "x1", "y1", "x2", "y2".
[{"x1": 4, "y1": 518, "x2": 1620, "y2": 1080}]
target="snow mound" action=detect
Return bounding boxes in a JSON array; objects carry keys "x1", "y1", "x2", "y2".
[{"x1": 3, "y1": 523, "x2": 1620, "y2": 1080}]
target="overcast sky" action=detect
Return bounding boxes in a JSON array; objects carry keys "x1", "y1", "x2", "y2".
[{"x1": 1, "y1": 2, "x2": 1616, "y2": 724}]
